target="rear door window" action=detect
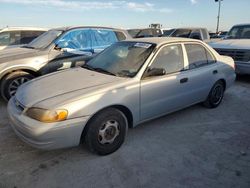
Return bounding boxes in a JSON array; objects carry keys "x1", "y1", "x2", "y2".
[{"x1": 185, "y1": 44, "x2": 215, "y2": 69}]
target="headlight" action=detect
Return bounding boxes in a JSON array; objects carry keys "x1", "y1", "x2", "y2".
[{"x1": 26, "y1": 108, "x2": 68, "y2": 123}]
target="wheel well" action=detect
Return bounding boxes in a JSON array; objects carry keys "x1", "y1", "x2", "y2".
[
  {"x1": 0, "y1": 69, "x2": 39, "y2": 83},
  {"x1": 219, "y1": 79, "x2": 226, "y2": 90},
  {"x1": 80, "y1": 105, "x2": 134, "y2": 142},
  {"x1": 111, "y1": 105, "x2": 133, "y2": 128}
]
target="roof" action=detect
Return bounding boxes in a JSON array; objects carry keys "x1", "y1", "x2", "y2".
[
  {"x1": 127, "y1": 28, "x2": 160, "y2": 30},
  {"x1": 174, "y1": 27, "x2": 208, "y2": 30},
  {"x1": 51, "y1": 26, "x2": 127, "y2": 32},
  {"x1": 125, "y1": 37, "x2": 201, "y2": 46},
  {"x1": 231, "y1": 23, "x2": 250, "y2": 27},
  {"x1": 0, "y1": 27, "x2": 49, "y2": 32}
]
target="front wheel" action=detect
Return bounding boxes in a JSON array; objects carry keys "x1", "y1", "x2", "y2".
[
  {"x1": 203, "y1": 80, "x2": 225, "y2": 108},
  {"x1": 0, "y1": 71, "x2": 34, "y2": 101},
  {"x1": 84, "y1": 108, "x2": 128, "y2": 155}
]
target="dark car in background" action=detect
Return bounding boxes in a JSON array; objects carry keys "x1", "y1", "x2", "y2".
[
  {"x1": 163, "y1": 27, "x2": 210, "y2": 42},
  {"x1": 0, "y1": 26, "x2": 130, "y2": 100},
  {"x1": 209, "y1": 24, "x2": 250, "y2": 75}
]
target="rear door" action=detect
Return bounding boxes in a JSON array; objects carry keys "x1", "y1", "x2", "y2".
[{"x1": 182, "y1": 43, "x2": 218, "y2": 102}]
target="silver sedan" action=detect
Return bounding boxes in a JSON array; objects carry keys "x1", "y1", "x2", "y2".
[{"x1": 8, "y1": 37, "x2": 236, "y2": 155}]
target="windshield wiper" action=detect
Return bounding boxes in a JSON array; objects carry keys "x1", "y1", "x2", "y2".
[
  {"x1": 92, "y1": 67, "x2": 116, "y2": 76},
  {"x1": 82, "y1": 64, "x2": 116, "y2": 76}
]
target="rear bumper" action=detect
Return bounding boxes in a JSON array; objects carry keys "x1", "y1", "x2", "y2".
[
  {"x1": 7, "y1": 97, "x2": 90, "y2": 150},
  {"x1": 235, "y1": 61, "x2": 250, "y2": 75}
]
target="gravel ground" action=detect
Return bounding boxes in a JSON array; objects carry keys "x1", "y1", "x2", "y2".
[{"x1": 0, "y1": 76, "x2": 250, "y2": 188}]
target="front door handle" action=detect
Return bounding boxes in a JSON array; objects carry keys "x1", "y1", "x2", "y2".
[
  {"x1": 180, "y1": 77, "x2": 188, "y2": 84},
  {"x1": 213, "y1": 70, "x2": 218, "y2": 74}
]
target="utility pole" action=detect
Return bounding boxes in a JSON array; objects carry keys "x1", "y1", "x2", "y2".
[{"x1": 215, "y1": 0, "x2": 223, "y2": 33}]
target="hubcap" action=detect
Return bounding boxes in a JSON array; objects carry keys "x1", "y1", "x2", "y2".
[
  {"x1": 8, "y1": 77, "x2": 30, "y2": 97},
  {"x1": 211, "y1": 85, "x2": 223, "y2": 105},
  {"x1": 98, "y1": 120, "x2": 120, "y2": 144}
]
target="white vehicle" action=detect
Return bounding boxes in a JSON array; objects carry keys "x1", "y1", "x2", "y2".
[
  {"x1": 0, "y1": 27, "x2": 48, "y2": 50},
  {"x1": 209, "y1": 24, "x2": 250, "y2": 75}
]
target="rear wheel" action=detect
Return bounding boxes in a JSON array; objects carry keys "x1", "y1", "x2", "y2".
[
  {"x1": 84, "y1": 108, "x2": 128, "y2": 155},
  {"x1": 203, "y1": 80, "x2": 225, "y2": 108},
  {"x1": 0, "y1": 71, "x2": 34, "y2": 101}
]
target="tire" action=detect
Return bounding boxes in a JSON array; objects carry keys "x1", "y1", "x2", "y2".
[
  {"x1": 0, "y1": 71, "x2": 34, "y2": 101},
  {"x1": 203, "y1": 80, "x2": 225, "y2": 108},
  {"x1": 84, "y1": 108, "x2": 128, "y2": 155}
]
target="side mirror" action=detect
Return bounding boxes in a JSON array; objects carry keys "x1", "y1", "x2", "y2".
[{"x1": 144, "y1": 67, "x2": 166, "y2": 78}]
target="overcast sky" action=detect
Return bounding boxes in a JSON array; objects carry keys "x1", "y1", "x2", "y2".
[{"x1": 0, "y1": 0, "x2": 249, "y2": 32}]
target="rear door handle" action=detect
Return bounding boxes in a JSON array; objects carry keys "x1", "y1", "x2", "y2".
[
  {"x1": 213, "y1": 70, "x2": 218, "y2": 74},
  {"x1": 180, "y1": 78, "x2": 188, "y2": 84}
]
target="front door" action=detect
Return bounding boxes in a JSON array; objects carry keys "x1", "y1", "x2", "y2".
[{"x1": 140, "y1": 44, "x2": 192, "y2": 121}]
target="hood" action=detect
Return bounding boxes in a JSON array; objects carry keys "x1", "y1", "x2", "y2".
[
  {"x1": 15, "y1": 68, "x2": 123, "y2": 107},
  {"x1": 0, "y1": 47, "x2": 42, "y2": 64},
  {"x1": 209, "y1": 39, "x2": 250, "y2": 50}
]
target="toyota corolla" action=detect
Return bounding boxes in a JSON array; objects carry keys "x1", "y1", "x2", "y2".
[{"x1": 8, "y1": 37, "x2": 235, "y2": 155}]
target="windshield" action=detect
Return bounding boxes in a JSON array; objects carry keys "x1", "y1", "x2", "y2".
[
  {"x1": 85, "y1": 41, "x2": 156, "y2": 77},
  {"x1": 24, "y1": 30, "x2": 63, "y2": 49},
  {"x1": 227, "y1": 25, "x2": 250, "y2": 39}
]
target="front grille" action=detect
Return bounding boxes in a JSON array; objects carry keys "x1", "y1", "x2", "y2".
[
  {"x1": 14, "y1": 97, "x2": 25, "y2": 112},
  {"x1": 214, "y1": 48, "x2": 250, "y2": 62}
]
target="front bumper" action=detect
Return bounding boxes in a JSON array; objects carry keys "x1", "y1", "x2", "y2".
[
  {"x1": 235, "y1": 61, "x2": 250, "y2": 75},
  {"x1": 7, "y1": 97, "x2": 90, "y2": 150}
]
